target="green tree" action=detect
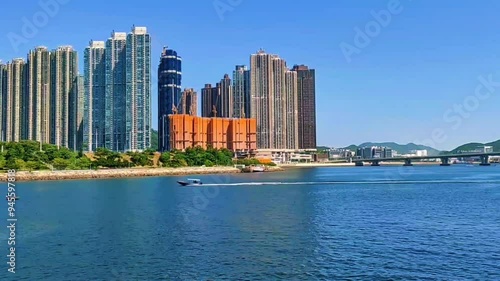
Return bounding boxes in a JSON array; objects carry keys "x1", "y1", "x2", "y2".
[
  {"x1": 77, "y1": 156, "x2": 92, "y2": 169},
  {"x1": 0, "y1": 155, "x2": 6, "y2": 170},
  {"x1": 25, "y1": 161, "x2": 39, "y2": 172},
  {"x1": 6, "y1": 159, "x2": 20, "y2": 170},
  {"x1": 53, "y1": 158, "x2": 70, "y2": 170},
  {"x1": 159, "y1": 152, "x2": 171, "y2": 167},
  {"x1": 130, "y1": 152, "x2": 152, "y2": 167}
]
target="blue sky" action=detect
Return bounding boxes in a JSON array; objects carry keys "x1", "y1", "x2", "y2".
[{"x1": 2, "y1": 0, "x2": 500, "y2": 150}]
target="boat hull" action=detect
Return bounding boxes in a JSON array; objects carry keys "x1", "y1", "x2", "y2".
[{"x1": 177, "y1": 181, "x2": 203, "y2": 187}]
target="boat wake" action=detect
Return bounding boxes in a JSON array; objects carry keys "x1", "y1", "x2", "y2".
[{"x1": 198, "y1": 179, "x2": 500, "y2": 186}]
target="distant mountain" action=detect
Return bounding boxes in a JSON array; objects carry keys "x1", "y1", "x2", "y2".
[
  {"x1": 344, "y1": 142, "x2": 441, "y2": 156},
  {"x1": 316, "y1": 146, "x2": 330, "y2": 151},
  {"x1": 446, "y1": 139, "x2": 500, "y2": 154}
]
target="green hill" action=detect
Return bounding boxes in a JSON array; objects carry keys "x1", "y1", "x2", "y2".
[
  {"x1": 448, "y1": 139, "x2": 500, "y2": 154},
  {"x1": 345, "y1": 142, "x2": 441, "y2": 156}
]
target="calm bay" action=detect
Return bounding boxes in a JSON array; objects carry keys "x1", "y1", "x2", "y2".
[{"x1": 2, "y1": 166, "x2": 500, "y2": 280}]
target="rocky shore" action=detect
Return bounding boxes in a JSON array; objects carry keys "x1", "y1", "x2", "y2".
[{"x1": 3, "y1": 166, "x2": 283, "y2": 182}]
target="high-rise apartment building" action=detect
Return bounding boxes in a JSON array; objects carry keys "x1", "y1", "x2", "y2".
[
  {"x1": 4, "y1": 59, "x2": 26, "y2": 142},
  {"x1": 158, "y1": 47, "x2": 181, "y2": 152},
  {"x1": 0, "y1": 46, "x2": 89, "y2": 151},
  {"x1": 82, "y1": 26, "x2": 151, "y2": 152},
  {"x1": 104, "y1": 31, "x2": 127, "y2": 151},
  {"x1": 250, "y1": 49, "x2": 299, "y2": 149},
  {"x1": 126, "y1": 26, "x2": 151, "y2": 151},
  {"x1": 217, "y1": 74, "x2": 233, "y2": 118},
  {"x1": 250, "y1": 50, "x2": 273, "y2": 148},
  {"x1": 179, "y1": 88, "x2": 197, "y2": 115},
  {"x1": 83, "y1": 40, "x2": 106, "y2": 151},
  {"x1": 201, "y1": 83, "x2": 219, "y2": 117},
  {"x1": 271, "y1": 56, "x2": 286, "y2": 149},
  {"x1": 201, "y1": 74, "x2": 233, "y2": 118},
  {"x1": 285, "y1": 70, "x2": 298, "y2": 149},
  {"x1": 232, "y1": 65, "x2": 250, "y2": 118},
  {"x1": 0, "y1": 62, "x2": 6, "y2": 141},
  {"x1": 50, "y1": 46, "x2": 78, "y2": 148},
  {"x1": 27, "y1": 46, "x2": 51, "y2": 144},
  {"x1": 69, "y1": 75, "x2": 84, "y2": 151},
  {"x1": 293, "y1": 65, "x2": 316, "y2": 149}
]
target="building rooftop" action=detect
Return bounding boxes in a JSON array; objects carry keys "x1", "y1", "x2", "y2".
[
  {"x1": 57, "y1": 45, "x2": 74, "y2": 51},
  {"x1": 131, "y1": 26, "x2": 147, "y2": 35},
  {"x1": 110, "y1": 32, "x2": 127, "y2": 40},
  {"x1": 89, "y1": 41, "x2": 105, "y2": 48}
]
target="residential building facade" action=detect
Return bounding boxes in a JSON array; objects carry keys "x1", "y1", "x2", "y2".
[
  {"x1": 50, "y1": 46, "x2": 78, "y2": 148},
  {"x1": 27, "y1": 46, "x2": 51, "y2": 144},
  {"x1": 250, "y1": 49, "x2": 299, "y2": 150},
  {"x1": 126, "y1": 26, "x2": 151, "y2": 151},
  {"x1": 232, "y1": 65, "x2": 250, "y2": 118},
  {"x1": 201, "y1": 83, "x2": 218, "y2": 118},
  {"x1": 104, "y1": 31, "x2": 127, "y2": 151},
  {"x1": 293, "y1": 65, "x2": 316, "y2": 150},
  {"x1": 179, "y1": 88, "x2": 197, "y2": 115},
  {"x1": 5, "y1": 59, "x2": 26, "y2": 142},
  {"x1": 217, "y1": 74, "x2": 233, "y2": 118},
  {"x1": 83, "y1": 40, "x2": 106, "y2": 151},
  {"x1": 158, "y1": 47, "x2": 182, "y2": 152}
]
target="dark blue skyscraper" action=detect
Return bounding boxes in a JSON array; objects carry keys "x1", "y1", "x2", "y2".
[{"x1": 158, "y1": 47, "x2": 181, "y2": 152}]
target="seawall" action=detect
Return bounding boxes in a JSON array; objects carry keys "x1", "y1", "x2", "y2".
[{"x1": 3, "y1": 166, "x2": 285, "y2": 182}]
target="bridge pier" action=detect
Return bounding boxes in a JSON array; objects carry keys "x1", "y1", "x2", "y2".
[
  {"x1": 480, "y1": 155, "x2": 491, "y2": 166},
  {"x1": 371, "y1": 161, "x2": 380, "y2": 167},
  {"x1": 355, "y1": 161, "x2": 364, "y2": 167},
  {"x1": 403, "y1": 159, "x2": 413, "y2": 166},
  {"x1": 440, "y1": 157, "x2": 450, "y2": 166}
]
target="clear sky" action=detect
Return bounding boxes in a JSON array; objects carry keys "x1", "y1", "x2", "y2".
[{"x1": 1, "y1": 0, "x2": 500, "y2": 150}]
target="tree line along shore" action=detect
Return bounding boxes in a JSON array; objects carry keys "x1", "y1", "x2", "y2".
[{"x1": 0, "y1": 141, "x2": 280, "y2": 181}]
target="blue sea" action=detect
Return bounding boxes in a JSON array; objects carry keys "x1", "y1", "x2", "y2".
[{"x1": 1, "y1": 166, "x2": 500, "y2": 280}]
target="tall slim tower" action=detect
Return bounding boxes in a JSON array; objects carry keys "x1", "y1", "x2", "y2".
[
  {"x1": 232, "y1": 65, "x2": 250, "y2": 118},
  {"x1": 126, "y1": 26, "x2": 151, "y2": 151},
  {"x1": 251, "y1": 50, "x2": 299, "y2": 149},
  {"x1": 0, "y1": 61, "x2": 7, "y2": 142},
  {"x1": 105, "y1": 31, "x2": 127, "y2": 151},
  {"x1": 69, "y1": 75, "x2": 84, "y2": 151},
  {"x1": 293, "y1": 65, "x2": 316, "y2": 149},
  {"x1": 285, "y1": 70, "x2": 298, "y2": 149},
  {"x1": 250, "y1": 50, "x2": 273, "y2": 149},
  {"x1": 271, "y1": 56, "x2": 287, "y2": 149},
  {"x1": 217, "y1": 74, "x2": 233, "y2": 118},
  {"x1": 83, "y1": 40, "x2": 106, "y2": 152},
  {"x1": 5, "y1": 59, "x2": 26, "y2": 142},
  {"x1": 158, "y1": 47, "x2": 181, "y2": 152},
  {"x1": 50, "y1": 46, "x2": 78, "y2": 148},
  {"x1": 27, "y1": 46, "x2": 51, "y2": 144},
  {"x1": 0, "y1": 62, "x2": 6, "y2": 141},
  {"x1": 180, "y1": 88, "x2": 197, "y2": 115},
  {"x1": 201, "y1": 84, "x2": 219, "y2": 117}
]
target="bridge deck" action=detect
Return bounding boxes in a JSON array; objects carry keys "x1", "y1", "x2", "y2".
[{"x1": 355, "y1": 152, "x2": 500, "y2": 162}]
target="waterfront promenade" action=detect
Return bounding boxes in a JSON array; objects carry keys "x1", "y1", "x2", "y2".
[{"x1": 2, "y1": 166, "x2": 284, "y2": 182}]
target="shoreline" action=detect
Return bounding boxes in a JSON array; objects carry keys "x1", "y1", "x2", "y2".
[
  {"x1": 280, "y1": 162, "x2": 445, "y2": 168},
  {"x1": 4, "y1": 166, "x2": 284, "y2": 182}
]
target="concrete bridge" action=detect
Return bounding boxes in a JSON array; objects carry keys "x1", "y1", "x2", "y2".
[{"x1": 353, "y1": 152, "x2": 500, "y2": 167}]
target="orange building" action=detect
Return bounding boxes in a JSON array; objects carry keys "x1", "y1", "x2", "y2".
[{"x1": 169, "y1": 114, "x2": 257, "y2": 152}]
